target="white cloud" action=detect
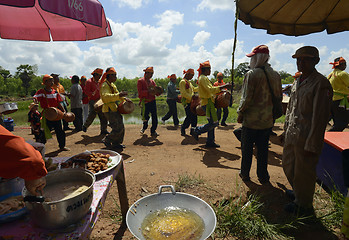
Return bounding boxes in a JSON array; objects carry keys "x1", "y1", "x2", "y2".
[
  {"x1": 193, "y1": 31, "x2": 211, "y2": 46},
  {"x1": 318, "y1": 47, "x2": 349, "y2": 76},
  {"x1": 264, "y1": 40, "x2": 304, "y2": 75},
  {"x1": 0, "y1": 19, "x2": 346, "y2": 82},
  {"x1": 193, "y1": 20, "x2": 206, "y2": 28},
  {"x1": 155, "y1": 10, "x2": 184, "y2": 30},
  {"x1": 197, "y1": 0, "x2": 234, "y2": 11},
  {"x1": 112, "y1": 0, "x2": 144, "y2": 9}
]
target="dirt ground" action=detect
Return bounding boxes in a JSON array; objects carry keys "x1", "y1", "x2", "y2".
[{"x1": 14, "y1": 123, "x2": 340, "y2": 240}]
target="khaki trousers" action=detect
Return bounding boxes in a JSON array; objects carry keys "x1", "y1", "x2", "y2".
[{"x1": 282, "y1": 143, "x2": 320, "y2": 208}]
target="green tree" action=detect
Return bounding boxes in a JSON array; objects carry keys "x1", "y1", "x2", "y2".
[
  {"x1": 0, "y1": 66, "x2": 11, "y2": 81},
  {"x1": 223, "y1": 68, "x2": 232, "y2": 78},
  {"x1": 6, "y1": 77, "x2": 23, "y2": 95},
  {"x1": 278, "y1": 70, "x2": 292, "y2": 80},
  {"x1": 15, "y1": 64, "x2": 38, "y2": 96},
  {"x1": 234, "y1": 62, "x2": 249, "y2": 78},
  {"x1": 213, "y1": 70, "x2": 219, "y2": 79}
]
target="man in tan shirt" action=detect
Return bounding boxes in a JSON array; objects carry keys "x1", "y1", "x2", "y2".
[{"x1": 283, "y1": 46, "x2": 333, "y2": 215}]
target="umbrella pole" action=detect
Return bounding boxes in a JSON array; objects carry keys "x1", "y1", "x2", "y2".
[{"x1": 230, "y1": 0, "x2": 239, "y2": 107}]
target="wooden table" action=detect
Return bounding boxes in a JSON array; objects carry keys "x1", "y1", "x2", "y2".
[{"x1": 0, "y1": 158, "x2": 129, "y2": 239}]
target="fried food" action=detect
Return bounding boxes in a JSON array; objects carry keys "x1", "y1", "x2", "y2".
[
  {"x1": 61, "y1": 152, "x2": 112, "y2": 174},
  {"x1": 0, "y1": 196, "x2": 24, "y2": 215}
]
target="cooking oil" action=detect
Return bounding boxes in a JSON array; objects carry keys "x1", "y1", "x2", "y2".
[{"x1": 141, "y1": 206, "x2": 204, "y2": 240}]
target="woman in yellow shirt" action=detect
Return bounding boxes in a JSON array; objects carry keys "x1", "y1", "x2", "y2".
[
  {"x1": 100, "y1": 67, "x2": 128, "y2": 149},
  {"x1": 191, "y1": 61, "x2": 231, "y2": 147},
  {"x1": 179, "y1": 68, "x2": 197, "y2": 136},
  {"x1": 328, "y1": 57, "x2": 349, "y2": 131}
]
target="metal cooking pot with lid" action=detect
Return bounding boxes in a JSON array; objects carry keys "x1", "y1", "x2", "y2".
[
  {"x1": 22, "y1": 168, "x2": 95, "y2": 229},
  {"x1": 126, "y1": 185, "x2": 217, "y2": 240}
]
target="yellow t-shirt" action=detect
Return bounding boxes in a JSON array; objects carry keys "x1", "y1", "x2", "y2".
[
  {"x1": 197, "y1": 75, "x2": 220, "y2": 106},
  {"x1": 179, "y1": 79, "x2": 197, "y2": 103},
  {"x1": 328, "y1": 69, "x2": 349, "y2": 101},
  {"x1": 100, "y1": 81, "x2": 124, "y2": 113}
]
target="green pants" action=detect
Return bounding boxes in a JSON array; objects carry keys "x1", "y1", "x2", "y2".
[
  {"x1": 282, "y1": 142, "x2": 320, "y2": 208},
  {"x1": 103, "y1": 111, "x2": 125, "y2": 145}
]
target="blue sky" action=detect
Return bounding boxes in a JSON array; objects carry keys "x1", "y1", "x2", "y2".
[{"x1": 0, "y1": 0, "x2": 349, "y2": 80}]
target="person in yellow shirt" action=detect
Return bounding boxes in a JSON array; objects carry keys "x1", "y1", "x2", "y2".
[
  {"x1": 328, "y1": 57, "x2": 349, "y2": 131},
  {"x1": 100, "y1": 67, "x2": 128, "y2": 150},
  {"x1": 179, "y1": 68, "x2": 198, "y2": 136},
  {"x1": 192, "y1": 61, "x2": 231, "y2": 147},
  {"x1": 51, "y1": 73, "x2": 71, "y2": 131}
]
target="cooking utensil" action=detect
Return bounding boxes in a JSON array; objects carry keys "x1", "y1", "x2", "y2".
[
  {"x1": 126, "y1": 185, "x2": 217, "y2": 240},
  {"x1": 22, "y1": 168, "x2": 95, "y2": 229}
]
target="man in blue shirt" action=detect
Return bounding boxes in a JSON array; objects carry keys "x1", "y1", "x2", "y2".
[{"x1": 161, "y1": 74, "x2": 180, "y2": 126}]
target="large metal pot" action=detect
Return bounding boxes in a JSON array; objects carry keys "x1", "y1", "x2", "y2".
[
  {"x1": 126, "y1": 185, "x2": 216, "y2": 240},
  {"x1": 0, "y1": 102, "x2": 18, "y2": 115},
  {"x1": 22, "y1": 168, "x2": 95, "y2": 229}
]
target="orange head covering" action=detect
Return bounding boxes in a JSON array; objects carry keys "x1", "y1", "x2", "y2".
[
  {"x1": 91, "y1": 68, "x2": 103, "y2": 75},
  {"x1": 42, "y1": 74, "x2": 53, "y2": 85},
  {"x1": 183, "y1": 69, "x2": 194, "y2": 89},
  {"x1": 100, "y1": 67, "x2": 117, "y2": 84},
  {"x1": 217, "y1": 72, "x2": 223, "y2": 78},
  {"x1": 80, "y1": 75, "x2": 87, "y2": 83},
  {"x1": 330, "y1": 57, "x2": 346, "y2": 69},
  {"x1": 143, "y1": 67, "x2": 154, "y2": 73},
  {"x1": 183, "y1": 68, "x2": 194, "y2": 75},
  {"x1": 167, "y1": 74, "x2": 176, "y2": 79},
  {"x1": 197, "y1": 60, "x2": 211, "y2": 77},
  {"x1": 293, "y1": 72, "x2": 301, "y2": 79}
]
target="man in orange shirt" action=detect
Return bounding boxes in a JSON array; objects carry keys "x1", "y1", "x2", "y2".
[
  {"x1": 0, "y1": 125, "x2": 47, "y2": 196},
  {"x1": 82, "y1": 68, "x2": 108, "y2": 135},
  {"x1": 213, "y1": 72, "x2": 229, "y2": 126},
  {"x1": 137, "y1": 67, "x2": 162, "y2": 137}
]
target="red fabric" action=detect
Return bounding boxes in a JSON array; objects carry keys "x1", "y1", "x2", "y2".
[
  {"x1": 33, "y1": 88, "x2": 62, "y2": 109},
  {"x1": 0, "y1": 0, "x2": 112, "y2": 41},
  {"x1": 0, "y1": 125, "x2": 47, "y2": 180},
  {"x1": 246, "y1": 45, "x2": 269, "y2": 57},
  {"x1": 80, "y1": 83, "x2": 89, "y2": 104},
  {"x1": 0, "y1": 0, "x2": 34, "y2": 7},
  {"x1": 85, "y1": 78, "x2": 101, "y2": 101},
  {"x1": 137, "y1": 77, "x2": 156, "y2": 103}
]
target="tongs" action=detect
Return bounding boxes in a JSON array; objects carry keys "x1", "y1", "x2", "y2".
[{"x1": 23, "y1": 190, "x2": 45, "y2": 203}]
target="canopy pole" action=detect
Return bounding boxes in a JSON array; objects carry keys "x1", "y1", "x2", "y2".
[
  {"x1": 231, "y1": 0, "x2": 239, "y2": 84},
  {"x1": 230, "y1": 0, "x2": 239, "y2": 106}
]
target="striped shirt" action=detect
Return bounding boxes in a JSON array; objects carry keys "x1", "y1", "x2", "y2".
[{"x1": 33, "y1": 88, "x2": 62, "y2": 109}]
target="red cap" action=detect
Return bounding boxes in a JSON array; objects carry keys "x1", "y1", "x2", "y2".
[{"x1": 246, "y1": 45, "x2": 269, "y2": 57}]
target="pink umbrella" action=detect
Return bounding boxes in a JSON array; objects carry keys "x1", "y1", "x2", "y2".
[{"x1": 0, "y1": 0, "x2": 112, "y2": 41}]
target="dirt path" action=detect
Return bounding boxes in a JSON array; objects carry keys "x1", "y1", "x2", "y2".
[{"x1": 14, "y1": 123, "x2": 339, "y2": 240}]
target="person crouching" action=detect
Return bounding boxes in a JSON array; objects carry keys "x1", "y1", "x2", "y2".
[{"x1": 100, "y1": 67, "x2": 128, "y2": 150}]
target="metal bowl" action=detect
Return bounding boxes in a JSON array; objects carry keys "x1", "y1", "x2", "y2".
[
  {"x1": 126, "y1": 185, "x2": 217, "y2": 240},
  {"x1": 0, "y1": 192, "x2": 27, "y2": 224},
  {"x1": 23, "y1": 168, "x2": 95, "y2": 229}
]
